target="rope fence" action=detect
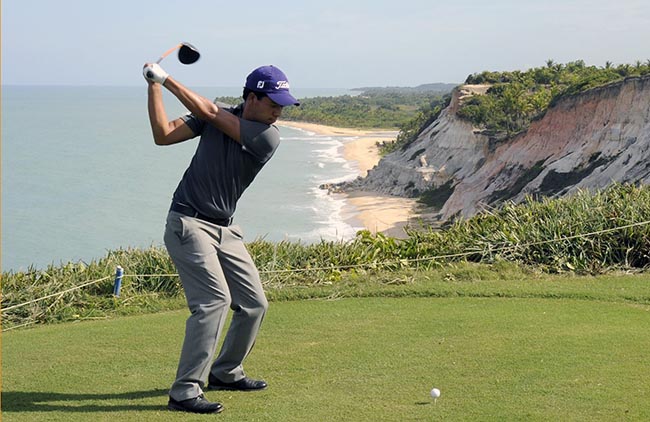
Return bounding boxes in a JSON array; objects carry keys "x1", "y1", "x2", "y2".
[
  {"x1": 2, "y1": 219, "x2": 649, "y2": 322},
  {"x1": 1, "y1": 275, "x2": 113, "y2": 313}
]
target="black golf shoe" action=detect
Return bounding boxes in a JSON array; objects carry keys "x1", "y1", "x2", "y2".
[
  {"x1": 167, "y1": 394, "x2": 224, "y2": 414},
  {"x1": 208, "y1": 375, "x2": 268, "y2": 391}
]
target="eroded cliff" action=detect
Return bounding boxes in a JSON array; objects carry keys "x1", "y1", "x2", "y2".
[{"x1": 349, "y1": 75, "x2": 650, "y2": 222}]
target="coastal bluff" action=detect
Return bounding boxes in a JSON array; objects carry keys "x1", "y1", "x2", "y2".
[{"x1": 345, "y1": 75, "x2": 650, "y2": 222}]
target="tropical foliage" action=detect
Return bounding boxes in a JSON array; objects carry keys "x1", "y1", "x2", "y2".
[
  {"x1": 280, "y1": 92, "x2": 418, "y2": 128},
  {"x1": 457, "y1": 59, "x2": 650, "y2": 137}
]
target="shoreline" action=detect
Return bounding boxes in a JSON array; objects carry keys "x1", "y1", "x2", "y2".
[{"x1": 278, "y1": 120, "x2": 417, "y2": 237}]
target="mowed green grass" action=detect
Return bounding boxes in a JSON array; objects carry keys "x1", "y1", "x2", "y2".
[{"x1": 3, "y1": 274, "x2": 650, "y2": 421}]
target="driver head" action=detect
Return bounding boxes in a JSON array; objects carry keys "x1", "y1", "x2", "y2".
[{"x1": 178, "y1": 43, "x2": 200, "y2": 65}]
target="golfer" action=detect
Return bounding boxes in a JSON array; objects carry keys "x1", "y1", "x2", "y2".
[{"x1": 143, "y1": 62, "x2": 299, "y2": 414}]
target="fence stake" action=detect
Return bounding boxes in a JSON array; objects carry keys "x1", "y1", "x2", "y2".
[{"x1": 113, "y1": 266, "x2": 124, "y2": 297}]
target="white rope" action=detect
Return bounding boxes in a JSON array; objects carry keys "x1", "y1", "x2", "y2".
[
  {"x1": 122, "y1": 273, "x2": 179, "y2": 278},
  {"x1": 2, "y1": 275, "x2": 112, "y2": 313},
  {"x1": 2, "y1": 320, "x2": 37, "y2": 332}
]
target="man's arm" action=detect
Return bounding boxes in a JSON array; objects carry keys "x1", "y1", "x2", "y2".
[
  {"x1": 161, "y1": 76, "x2": 242, "y2": 143},
  {"x1": 144, "y1": 63, "x2": 241, "y2": 145},
  {"x1": 147, "y1": 82, "x2": 196, "y2": 145}
]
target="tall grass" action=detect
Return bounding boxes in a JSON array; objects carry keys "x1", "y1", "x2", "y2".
[
  {"x1": 2, "y1": 183, "x2": 648, "y2": 329},
  {"x1": 401, "y1": 183, "x2": 650, "y2": 272}
]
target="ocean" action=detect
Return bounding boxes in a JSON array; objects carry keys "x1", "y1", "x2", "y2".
[{"x1": 1, "y1": 85, "x2": 364, "y2": 272}]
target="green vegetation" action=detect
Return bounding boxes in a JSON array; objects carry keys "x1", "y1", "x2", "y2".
[
  {"x1": 354, "y1": 83, "x2": 458, "y2": 94},
  {"x1": 458, "y1": 59, "x2": 650, "y2": 137},
  {"x1": 216, "y1": 86, "x2": 451, "y2": 131},
  {"x1": 3, "y1": 271, "x2": 650, "y2": 421},
  {"x1": 280, "y1": 90, "x2": 450, "y2": 129},
  {"x1": 2, "y1": 183, "x2": 648, "y2": 330}
]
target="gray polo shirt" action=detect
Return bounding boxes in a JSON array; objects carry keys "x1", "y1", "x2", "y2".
[{"x1": 171, "y1": 103, "x2": 281, "y2": 220}]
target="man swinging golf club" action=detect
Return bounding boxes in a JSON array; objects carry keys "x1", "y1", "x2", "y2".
[{"x1": 142, "y1": 54, "x2": 299, "y2": 414}]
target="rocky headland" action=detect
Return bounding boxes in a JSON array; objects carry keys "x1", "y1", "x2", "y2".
[{"x1": 340, "y1": 75, "x2": 650, "y2": 222}]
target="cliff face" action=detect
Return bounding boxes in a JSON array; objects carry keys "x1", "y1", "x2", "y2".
[{"x1": 352, "y1": 76, "x2": 650, "y2": 221}]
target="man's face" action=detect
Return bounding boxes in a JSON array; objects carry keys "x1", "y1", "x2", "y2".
[{"x1": 244, "y1": 94, "x2": 283, "y2": 124}]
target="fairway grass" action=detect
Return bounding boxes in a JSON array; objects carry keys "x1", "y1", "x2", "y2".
[{"x1": 2, "y1": 270, "x2": 650, "y2": 421}]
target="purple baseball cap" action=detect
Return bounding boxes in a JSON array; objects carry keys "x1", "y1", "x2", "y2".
[{"x1": 245, "y1": 65, "x2": 300, "y2": 107}]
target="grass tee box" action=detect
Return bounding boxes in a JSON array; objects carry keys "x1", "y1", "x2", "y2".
[{"x1": 3, "y1": 271, "x2": 650, "y2": 421}]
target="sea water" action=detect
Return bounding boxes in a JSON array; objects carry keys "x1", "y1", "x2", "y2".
[{"x1": 1, "y1": 85, "x2": 363, "y2": 272}]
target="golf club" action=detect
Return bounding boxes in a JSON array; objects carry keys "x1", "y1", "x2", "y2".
[{"x1": 146, "y1": 42, "x2": 200, "y2": 78}]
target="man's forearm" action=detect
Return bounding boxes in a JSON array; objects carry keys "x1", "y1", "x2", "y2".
[{"x1": 148, "y1": 83, "x2": 171, "y2": 144}]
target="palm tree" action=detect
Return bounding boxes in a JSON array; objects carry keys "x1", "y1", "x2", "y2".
[{"x1": 617, "y1": 64, "x2": 631, "y2": 77}]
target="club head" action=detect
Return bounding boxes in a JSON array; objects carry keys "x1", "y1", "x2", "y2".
[{"x1": 178, "y1": 43, "x2": 200, "y2": 65}]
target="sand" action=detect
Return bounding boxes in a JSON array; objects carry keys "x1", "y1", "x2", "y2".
[{"x1": 278, "y1": 121, "x2": 418, "y2": 237}]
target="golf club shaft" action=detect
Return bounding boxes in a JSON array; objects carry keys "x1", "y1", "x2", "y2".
[
  {"x1": 156, "y1": 43, "x2": 183, "y2": 64},
  {"x1": 147, "y1": 43, "x2": 182, "y2": 79}
]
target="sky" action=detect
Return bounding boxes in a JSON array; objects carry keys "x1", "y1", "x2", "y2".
[{"x1": 2, "y1": 0, "x2": 650, "y2": 89}]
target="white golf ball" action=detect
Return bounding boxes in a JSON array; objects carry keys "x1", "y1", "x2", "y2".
[{"x1": 430, "y1": 388, "x2": 441, "y2": 399}]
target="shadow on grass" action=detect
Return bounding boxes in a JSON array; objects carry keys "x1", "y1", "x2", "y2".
[{"x1": 1, "y1": 388, "x2": 169, "y2": 412}]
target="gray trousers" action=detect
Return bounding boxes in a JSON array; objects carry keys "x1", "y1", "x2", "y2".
[{"x1": 164, "y1": 211, "x2": 268, "y2": 401}]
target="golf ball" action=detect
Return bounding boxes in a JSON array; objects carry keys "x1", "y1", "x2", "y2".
[{"x1": 430, "y1": 388, "x2": 441, "y2": 399}]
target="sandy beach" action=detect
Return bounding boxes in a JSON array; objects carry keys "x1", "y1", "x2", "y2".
[{"x1": 279, "y1": 120, "x2": 419, "y2": 237}]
